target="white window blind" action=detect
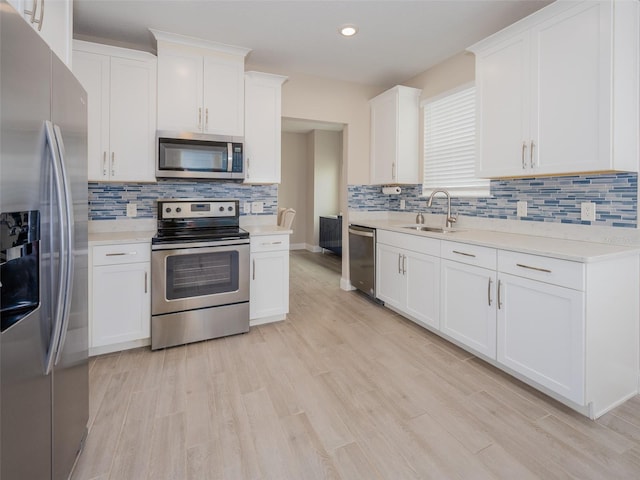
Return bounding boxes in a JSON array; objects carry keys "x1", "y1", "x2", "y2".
[{"x1": 423, "y1": 85, "x2": 489, "y2": 197}]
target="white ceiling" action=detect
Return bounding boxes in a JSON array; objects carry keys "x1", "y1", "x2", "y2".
[{"x1": 73, "y1": 0, "x2": 552, "y2": 88}]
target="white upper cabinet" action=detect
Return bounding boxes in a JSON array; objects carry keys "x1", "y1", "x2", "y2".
[
  {"x1": 470, "y1": 0, "x2": 639, "y2": 178},
  {"x1": 152, "y1": 30, "x2": 250, "y2": 137},
  {"x1": 8, "y1": 0, "x2": 72, "y2": 65},
  {"x1": 244, "y1": 71, "x2": 287, "y2": 184},
  {"x1": 369, "y1": 85, "x2": 422, "y2": 184},
  {"x1": 73, "y1": 41, "x2": 157, "y2": 182}
]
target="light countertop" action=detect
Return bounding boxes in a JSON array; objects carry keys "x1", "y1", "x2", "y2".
[
  {"x1": 243, "y1": 225, "x2": 292, "y2": 236},
  {"x1": 351, "y1": 220, "x2": 640, "y2": 263},
  {"x1": 88, "y1": 230, "x2": 156, "y2": 246}
]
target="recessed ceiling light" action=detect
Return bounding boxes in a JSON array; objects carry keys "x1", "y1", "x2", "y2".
[{"x1": 339, "y1": 24, "x2": 358, "y2": 37}]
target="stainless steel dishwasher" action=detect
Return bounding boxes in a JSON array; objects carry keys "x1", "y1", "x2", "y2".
[{"x1": 348, "y1": 224, "x2": 377, "y2": 299}]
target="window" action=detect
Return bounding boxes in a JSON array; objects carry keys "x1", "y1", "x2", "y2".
[{"x1": 422, "y1": 84, "x2": 489, "y2": 197}]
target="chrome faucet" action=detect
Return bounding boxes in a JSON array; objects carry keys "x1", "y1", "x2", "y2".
[{"x1": 427, "y1": 189, "x2": 457, "y2": 228}]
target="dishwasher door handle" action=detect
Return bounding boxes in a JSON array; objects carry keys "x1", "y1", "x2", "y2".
[{"x1": 348, "y1": 228, "x2": 374, "y2": 238}]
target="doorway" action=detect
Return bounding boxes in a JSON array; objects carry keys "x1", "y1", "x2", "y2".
[{"x1": 280, "y1": 118, "x2": 345, "y2": 253}]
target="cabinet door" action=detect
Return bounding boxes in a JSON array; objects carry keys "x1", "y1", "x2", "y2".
[
  {"x1": 109, "y1": 56, "x2": 156, "y2": 182},
  {"x1": 244, "y1": 73, "x2": 284, "y2": 183},
  {"x1": 475, "y1": 32, "x2": 530, "y2": 178},
  {"x1": 370, "y1": 91, "x2": 397, "y2": 184},
  {"x1": 72, "y1": 50, "x2": 110, "y2": 181},
  {"x1": 375, "y1": 243, "x2": 404, "y2": 309},
  {"x1": 203, "y1": 56, "x2": 244, "y2": 136},
  {"x1": 157, "y1": 51, "x2": 203, "y2": 132},
  {"x1": 441, "y1": 259, "x2": 497, "y2": 359},
  {"x1": 38, "y1": 0, "x2": 72, "y2": 65},
  {"x1": 497, "y1": 273, "x2": 584, "y2": 404},
  {"x1": 250, "y1": 251, "x2": 289, "y2": 320},
  {"x1": 405, "y1": 251, "x2": 440, "y2": 330},
  {"x1": 92, "y1": 262, "x2": 150, "y2": 348},
  {"x1": 532, "y1": 1, "x2": 609, "y2": 175}
]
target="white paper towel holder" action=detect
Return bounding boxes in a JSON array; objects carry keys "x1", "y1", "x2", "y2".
[{"x1": 382, "y1": 186, "x2": 402, "y2": 195}]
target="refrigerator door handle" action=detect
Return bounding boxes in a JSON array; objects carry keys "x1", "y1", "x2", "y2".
[
  {"x1": 53, "y1": 124, "x2": 75, "y2": 366},
  {"x1": 44, "y1": 121, "x2": 67, "y2": 375}
]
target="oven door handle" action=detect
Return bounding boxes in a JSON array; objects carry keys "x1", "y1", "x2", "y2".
[{"x1": 152, "y1": 239, "x2": 250, "y2": 251}]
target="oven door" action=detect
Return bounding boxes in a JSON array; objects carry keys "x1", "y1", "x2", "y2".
[{"x1": 152, "y1": 243, "x2": 249, "y2": 316}]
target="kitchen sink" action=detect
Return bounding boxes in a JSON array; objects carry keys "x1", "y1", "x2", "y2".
[{"x1": 401, "y1": 225, "x2": 460, "y2": 234}]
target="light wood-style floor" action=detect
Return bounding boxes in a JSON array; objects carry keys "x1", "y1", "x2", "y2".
[{"x1": 73, "y1": 250, "x2": 640, "y2": 480}]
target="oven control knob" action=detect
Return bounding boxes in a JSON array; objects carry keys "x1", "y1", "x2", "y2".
[
  {"x1": 165, "y1": 207, "x2": 171, "y2": 213},
  {"x1": 228, "y1": 206, "x2": 233, "y2": 212},
  {"x1": 176, "y1": 207, "x2": 182, "y2": 213},
  {"x1": 219, "y1": 206, "x2": 224, "y2": 212}
]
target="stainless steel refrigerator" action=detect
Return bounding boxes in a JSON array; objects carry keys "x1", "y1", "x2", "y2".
[{"x1": 0, "y1": 2, "x2": 89, "y2": 479}]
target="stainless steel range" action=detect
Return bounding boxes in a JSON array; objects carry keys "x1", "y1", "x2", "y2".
[{"x1": 151, "y1": 199, "x2": 250, "y2": 350}]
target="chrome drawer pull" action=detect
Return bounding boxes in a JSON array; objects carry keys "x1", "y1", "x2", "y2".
[
  {"x1": 516, "y1": 263, "x2": 551, "y2": 274},
  {"x1": 453, "y1": 250, "x2": 476, "y2": 258},
  {"x1": 488, "y1": 277, "x2": 493, "y2": 306},
  {"x1": 105, "y1": 252, "x2": 136, "y2": 256},
  {"x1": 497, "y1": 279, "x2": 502, "y2": 309}
]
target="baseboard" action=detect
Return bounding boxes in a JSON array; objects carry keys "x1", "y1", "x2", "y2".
[
  {"x1": 290, "y1": 243, "x2": 306, "y2": 250},
  {"x1": 250, "y1": 314, "x2": 286, "y2": 326},
  {"x1": 340, "y1": 277, "x2": 356, "y2": 291},
  {"x1": 89, "y1": 337, "x2": 150, "y2": 357},
  {"x1": 306, "y1": 244, "x2": 322, "y2": 253}
]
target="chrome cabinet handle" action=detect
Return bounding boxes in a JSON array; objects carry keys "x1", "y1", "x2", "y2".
[
  {"x1": 144, "y1": 271, "x2": 148, "y2": 294},
  {"x1": 30, "y1": 0, "x2": 44, "y2": 31},
  {"x1": 24, "y1": 0, "x2": 38, "y2": 22},
  {"x1": 488, "y1": 277, "x2": 493, "y2": 306},
  {"x1": 105, "y1": 252, "x2": 136, "y2": 256},
  {"x1": 497, "y1": 279, "x2": 503, "y2": 310},
  {"x1": 111, "y1": 152, "x2": 115, "y2": 177},
  {"x1": 252, "y1": 259, "x2": 256, "y2": 280},
  {"x1": 391, "y1": 162, "x2": 396, "y2": 180},
  {"x1": 516, "y1": 263, "x2": 551, "y2": 274},
  {"x1": 198, "y1": 107, "x2": 202, "y2": 131},
  {"x1": 205, "y1": 108, "x2": 209, "y2": 131},
  {"x1": 398, "y1": 253, "x2": 402, "y2": 274},
  {"x1": 246, "y1": 157, "x2": 250, "y2": 179},
  {"x1": 521, "y1": 141, "x2": 527, "y2": 169},
  {"x1": 452, "y1": 250, "x2": 476, "y2": 258},
  {"x1": 102, "y1": 151, "x2": 107, "y2": 177},
  {"x1": 530, "y1": 141, "x2": 535, "y2": 169},
  {"x1": 402, "y1": 255, "x2": 406, "y2": 275}
]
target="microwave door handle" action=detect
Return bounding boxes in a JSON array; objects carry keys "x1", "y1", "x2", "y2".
[{"x1": 227, "y1": 143, "x2": 233, "y2": 172}]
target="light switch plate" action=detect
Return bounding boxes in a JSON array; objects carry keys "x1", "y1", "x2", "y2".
[
  {"x1": 251, "y1": 201, "x2": 264, "y2": 214},
  {"x1": 581, "y1": 202, "x2": 596, "y2": 221},
  {"x1": 126, "y1": 203, "x2": 137, "y2": 217},
  {"x1": 516, "y1": 200, "x2": 527, "y2": 217},
  {"x1": 243, "y1": 202, "x2": 251, "y2": 214}
]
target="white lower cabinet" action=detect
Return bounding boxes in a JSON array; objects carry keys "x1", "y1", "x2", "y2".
[
  {"x1": 89, "y1": 242, "x2": 151, "y2": 355},
  {"x1": 440, "y1": 241, "x2": 498, "y2": 358},
  {"x1": 376, "y1": 230, "x2": 440, "y2": 330},
  {"x1": 250, "y1": 234, "x2": 290, "y2": 325},
  {"x1": 497, "y1": 272, "x2": 585, "y2": 404},
  {"x1": 374, "y1": 231, "x2": 639, "y2": 418},
  {"x1": 441, "y1": 260, "x2": 497, "y2": 359}
]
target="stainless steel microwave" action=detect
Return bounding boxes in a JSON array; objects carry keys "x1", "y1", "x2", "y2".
[{"x1": 156, "y1": 132, "x2": 244, "y2": 180}]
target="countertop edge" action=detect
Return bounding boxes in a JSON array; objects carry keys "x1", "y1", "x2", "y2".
[{"x1": 358, "y1": 221, "x2": 640, "y2": 263}]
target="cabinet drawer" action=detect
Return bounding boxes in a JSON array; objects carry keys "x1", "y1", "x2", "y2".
[
  {"x1": 250, "y1": 234, "x2": 289, "y2": 252},
  {"x1": 92, "y1": 242, "x2": 151, "y2": 266},
  {"x1": 498, "y1": 250, "x2": 584, "y2": 290},
  {"x1": 441, "y1": 240, "x2": 496, "y2": 270},
  {"x1": 377, "y1": 229, "x2": 440, "y2": 257}
]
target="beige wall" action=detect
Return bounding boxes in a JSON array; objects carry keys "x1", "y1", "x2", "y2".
[
  {"x1": 280, "y1": 132, "x2": 309, "y2": 246},
  {"x1": 403, "y1": 51, "x2": 476, "y2": 182},
  {"x1": 312, "y1": 130, "x2": 342, "y2": 246},
  {"x1": 275, "y1": 71, "x2": 379, "y2": 185}
]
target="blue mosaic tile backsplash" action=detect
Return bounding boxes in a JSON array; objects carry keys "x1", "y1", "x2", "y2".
[
  {"x1": 89, "y1": 180, "x2": 278, "y2": 220},
  {"x1": 349, "y1": 173, "x2": 637, "y2": 228}
]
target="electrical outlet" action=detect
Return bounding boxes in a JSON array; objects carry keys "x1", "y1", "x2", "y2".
[
  {"x1": 126, "y1": 202, "x2": 137, "y2": 217},
  {"x1": 251, "y1": 201, "x2": 264, "y2": 214},
  {"x1": 516, "y1": 200, "x2": 527, "y2": 217},
  {"x1": 400, "y1": 199, "x2": 406, "y2": 210},
  {"x1": 581, "y1": 202, "x2": 596, "y2": 221},
  {"x1": 243, "y1": 202, "x2": 251, "y2": 214}
]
